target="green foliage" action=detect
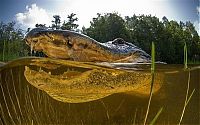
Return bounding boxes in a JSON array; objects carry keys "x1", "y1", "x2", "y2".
[
  {"x1": 52, "y1": 15, "x2": 61, "y2": 29},
  {"x1": 0, "y1": 21, "x2": 29, "y2": 61},
  {"x1": 82, "y1": 13, "x2": 131, "y2": 42},
  {"x1": 61, "y1": 13, "x2": 79, "y2": 31},
  {"x1": 1, "y1": 12, "x2": 200, "y2": 63},
  {"x1": 35, "y1": 24, "x2": 46, "y2": 28},
  {"x1": 83, "y1": 13, "x2": 200, "y2": 64}
]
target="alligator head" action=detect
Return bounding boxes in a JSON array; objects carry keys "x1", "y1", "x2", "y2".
[{"x1": 25, "y1": 28, "x2": 151, "y2": 63}]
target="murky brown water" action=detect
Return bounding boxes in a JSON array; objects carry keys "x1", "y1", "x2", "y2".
[{"x1": 0, "y1": 57, "x2": 199, "y2": 124}]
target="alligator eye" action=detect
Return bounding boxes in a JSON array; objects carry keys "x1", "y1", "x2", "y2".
[
  {"x1": 112, "y1": 38, "x2": 125, "y2": 45},
  {"x1": 67, "y1": 40, "x2": 73, "y2": 48}
]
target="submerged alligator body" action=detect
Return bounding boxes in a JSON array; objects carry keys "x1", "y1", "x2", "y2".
[
  {"x1": 23, "y1": 28, "x2": 162, "y2": 103},
  {"x1": 25, "y1": 28, "x2": 151, "y2": 63},
  {"x1": 23, "y1": 58, "x2": 163, "y2": 103}
]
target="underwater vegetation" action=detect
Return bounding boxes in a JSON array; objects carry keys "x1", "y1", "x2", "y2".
[{"x1": 0, "y1": 42, "x2": 199, "y2": 124}]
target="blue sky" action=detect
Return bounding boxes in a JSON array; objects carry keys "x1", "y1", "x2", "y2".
[{"x1": 0, "y1": 0, "x2": 199, "y2": 32}]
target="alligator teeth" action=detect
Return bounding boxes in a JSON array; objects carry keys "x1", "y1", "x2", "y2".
[
  {"x1": 39, "y1": 67, "x2": 44, "y2": 72},
  {"x1": 25, "y1": 66, "x2": 29, "y2": 70},
  {"x1": 25, "y1": 66, "x2": 32, "y2": 73}
]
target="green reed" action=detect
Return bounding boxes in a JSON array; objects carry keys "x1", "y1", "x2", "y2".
[
  {"x1": 178, "y1": 42, "x2": 195, "y2": 124},
  {"x1": 144, "y1": 42, "x2": 163, "y2": 125},
  {"x1": 184, "y1": 42, "x2": 188, "y2": 69}
]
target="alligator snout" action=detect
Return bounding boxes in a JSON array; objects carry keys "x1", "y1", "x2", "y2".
[{"x1": 25, "y1": 28, "x2": 151, "y2": 63}]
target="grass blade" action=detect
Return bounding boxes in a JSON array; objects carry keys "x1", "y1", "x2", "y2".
[
  {"x1": 179, "y1": 43, "x2": 195, "y2": 124},
  {"x1": 178, "y1": 70, "x2": 191, "y2": 124},
  {"x1": 151, "y1": 41, "x2": 155, "y2": 72},
  {"x1": 150, "y1": 107, "x2": 163, "y2": 125},
  {"x1": 184, "y1": 42, "x2": 188, "y2": 69},
  {"x1": 186, "y1": 89, "x2": 195, "y2": 106},
  {"x1": 144, "y1": 42, "x2": 155, "y2": 125}
]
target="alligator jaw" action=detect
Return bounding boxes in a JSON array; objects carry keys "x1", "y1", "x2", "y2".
[
  {"x1": 24, "y1": 28, "x2": 113, "y2": 61},
  {"x1": 25, "y1": 30, "x2": 71, "y2": 59},
  {"x1": 25, "y1": 28, "x2": 151, "y2": 62}
]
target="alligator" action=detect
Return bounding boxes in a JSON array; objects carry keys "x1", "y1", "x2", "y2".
[
  {"x1": 25, "y1": 28, "x2": 151, "y2": 63},
  {"x1": 23, "y1": 28, "x2": 164, "y2": 103},
  {"x1": 24, "y1": 58, "x2": 163, "y2": 103}
]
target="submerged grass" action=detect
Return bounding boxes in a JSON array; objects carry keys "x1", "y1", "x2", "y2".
[
  {"x1": 143, "y1": 42, "x2": 166, "y2": 125},
  {"x1": 0, "y1": 41, "x2": 198, "y2": 124},
  {"x1": 149, "y1": 107, "x2": 163, "y2": 125},
  {"x1": 143, "y1": 42, "x2": 163, "y2": 125},
  {"x1": 144, "y1": 42, "x2": 196, "y2": 125},
  {"x1": 178, "y1": 42, "x2": 195, "y2": 124}
]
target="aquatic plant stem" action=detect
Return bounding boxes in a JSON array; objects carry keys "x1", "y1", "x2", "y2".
[
  {"x1": 178, "y1": 70, "x2": 190, "y2": 124},
  {"x1": 178, "y1": 71, "x2": 195, "y2": 124},
  {"x1": 186, "y1": 89, "x2": 195, "y2": 106},
  {"x1": 144, "y1": 73, "x2": 154, "y2": 124},
  {"x1": 150, "y1": 107, "x2": 163, "y2": 125},
  {"x1": 184, "y1": 42, "x2": 188, "y2": 69},
  {"x1": 178, "y1": 42, "x2": 195, "y2": 124},
  {"x1": 144, "y1": 42, "x2": 155, "y2": 125}
]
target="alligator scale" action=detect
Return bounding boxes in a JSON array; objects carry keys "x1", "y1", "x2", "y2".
[{"x1": 25, "y1": 28, "x2": 151, "y2": 63}]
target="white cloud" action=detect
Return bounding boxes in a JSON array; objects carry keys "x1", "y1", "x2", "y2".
[
  {"x1": 54, "y1": 0, "x2": 174, "y2": 28},
  {"x1": 14, "y1": 0, "x2": 190, "y2": 30},
  {"x1": 194, "y1": 20, "x2": 199, "y2": 34},
  {"x1": 195, "y1": 6, "x2": 200, "y2": 34},
  {"x1": 197, "y1": 6, "x2": 200, "y2": 13},
  {"x1": 15, "y1": 4, "x2": 51, "y2": 28}
]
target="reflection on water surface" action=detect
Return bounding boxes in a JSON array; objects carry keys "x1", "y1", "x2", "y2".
[{"x1": 0, "y1": 57, "x2": 199, "y2": 124}]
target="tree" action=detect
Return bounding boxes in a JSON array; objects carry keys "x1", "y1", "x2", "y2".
[
  {"x1": 125, "y1": 14, "x2": 165, "y2": 60},
  {"x1": 83, "y1": 13, "x2": 200, "y2": 63},
  {"x1": 35, "y1": 24, "x2": 46, "y2": 28},
  {"x1": 162, "y1": 16, "x2": 169, "y2": 26},
  {"x1": 52, "y1": 15, "x2": 61, "y2": 29},
  {"x1": 184, "y1": 21, "x2": 200, "y2": 62},
  {"x1": 83, "y1": 13, "x2": 130, "y2": 43},
  {"x1": 0, "y1": 21, "x2": 28, "y2": 61},
  {"x1": 61, "y1": 13, "x2": 79, "y2": 31}
]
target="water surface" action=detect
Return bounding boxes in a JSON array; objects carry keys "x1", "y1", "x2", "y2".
[{"x1": 0, "y1": 57, "x2": 199, "y2": 124}]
